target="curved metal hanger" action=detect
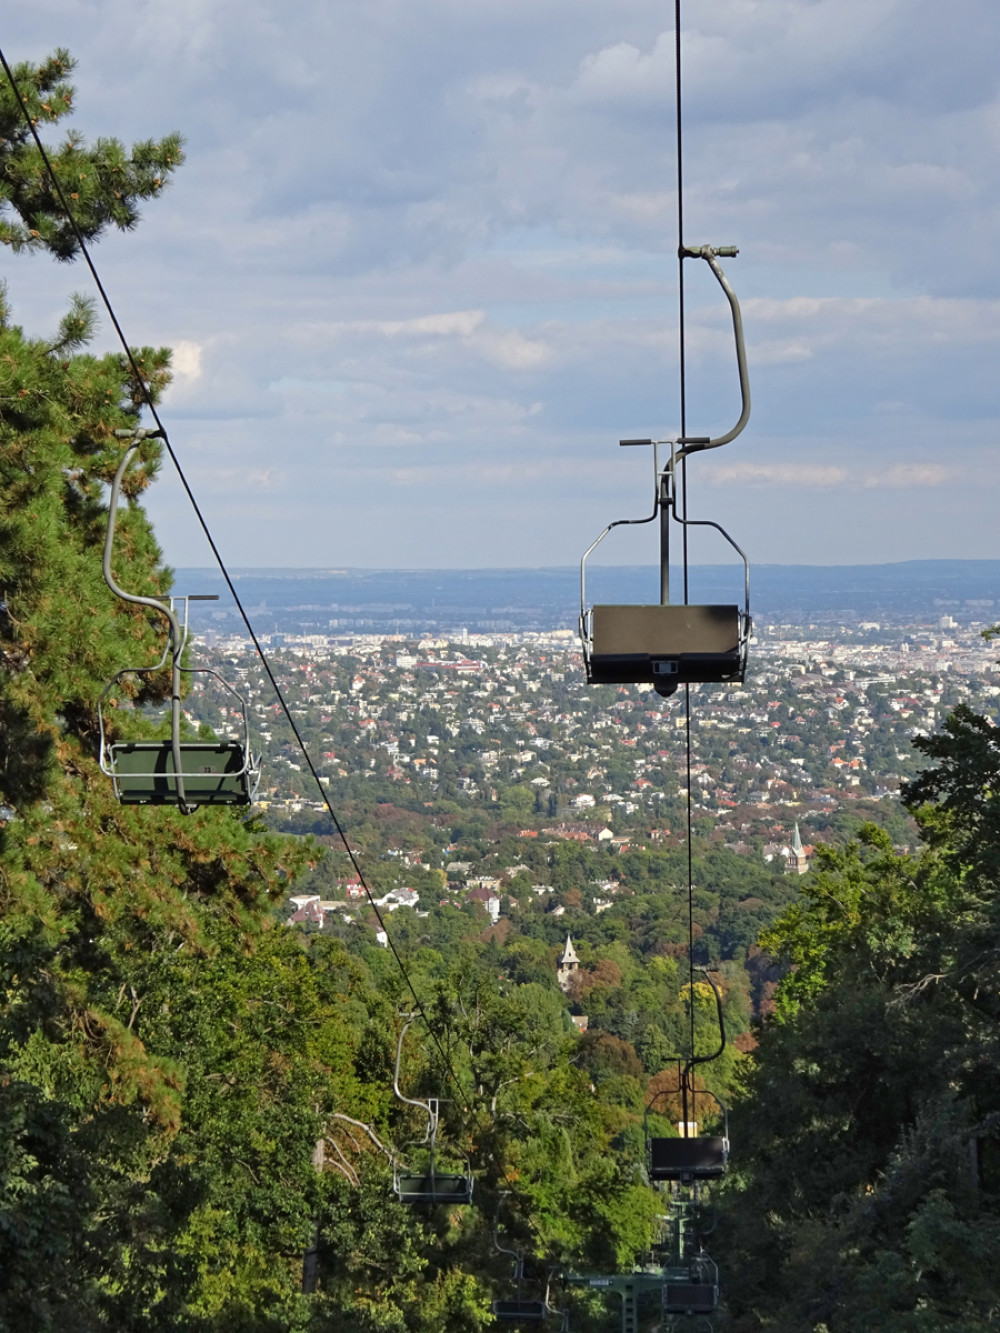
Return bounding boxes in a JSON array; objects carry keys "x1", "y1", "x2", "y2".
[
  {"x1": 674, "y1": 244, "x2": 750, "y2": 457},
  {"x1": 103, "y1": 429, "x2": 192, "y2": 812}
]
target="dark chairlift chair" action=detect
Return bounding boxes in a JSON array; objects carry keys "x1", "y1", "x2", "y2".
[
  {"x1": 579, "y1": 245, "x2": 752, "y2": 698},
  {"x1": 663, "y1": 1251, "x2": 720, "y2": 1317},
  {"x1": 648, "y1": 1134, "x2": 728, "y2": 1185},
  {"x1": 492, "y1": 1203, "x2": 556, "y2": 1323},
  {"x1": 493, "y1": 1303, "x2": 549, "y2": 1324},
  {"x1": 391, "y1": 1016, "x2": 474, "y2": 1206},
  {"x1": 645, "y1": 971, "x2": 730, "y2": 1184},
  {"x1": 663, "y1": 1283, "x2": 718, "y2": 1316},
  {"x1": 98, "y1": 431, "x2": 260, "y2": 813}
]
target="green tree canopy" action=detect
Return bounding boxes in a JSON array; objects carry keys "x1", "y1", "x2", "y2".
[{"x1": 723, "y1": 699, "x2": 1000, "y2": 1332}]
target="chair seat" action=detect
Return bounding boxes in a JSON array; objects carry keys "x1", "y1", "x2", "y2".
[{"x1": 108, "y1": 741, "x2": 254, "y2": 805}]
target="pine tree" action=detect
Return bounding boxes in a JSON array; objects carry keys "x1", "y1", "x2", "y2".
[{"x1": 0, "y1": 49, "x2": 183, "y2": 258}]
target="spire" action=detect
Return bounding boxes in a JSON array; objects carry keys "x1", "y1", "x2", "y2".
[
  {"x1": 785, "y1": 822, "x2": 809, "y2": 875},
  {"x1": 559, "y1": 933, "x2": 579, "y2": 966},
  {"x1": 557, "y1": 934, "x2": 580, "y2": 992}
]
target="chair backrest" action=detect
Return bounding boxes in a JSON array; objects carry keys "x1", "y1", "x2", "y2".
[
  {"x1": 492, "y1": 1299, "x2": 548, "y2": 1321},
  {"x1": 663, "y1": 1282, "x2": 718, "y2": 1314},
  {"x1": 395, "y1": 1172, "x2": 473, "y2": 1205},
  {"x1": 648, "y1": 1135, "x2": 728, "y2": 1181},
  {"x1": 592, "y1": 605, "x2": 741, "y2": 658},
  {"x1": 109, "y1": 741, "x2": 253, "y2": 805}
]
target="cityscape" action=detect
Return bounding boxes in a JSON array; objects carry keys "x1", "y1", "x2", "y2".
[{"x1": 173, "y1": 570, "x2": 1000, "y2": 947}]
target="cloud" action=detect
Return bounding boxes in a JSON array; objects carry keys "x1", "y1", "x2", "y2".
[
  {"x1": 388, "y1": 457, "x2": 611, "y2": 489},
  {"x1": 708, "y1": 461, "x2": 958, "y2": 491},
  {"x1": 574, "y1": 33, "x2": 674, "y2": 106},
  {"x1": 368, "y1": 310, "x2": 487, "y2": 338},
  {"x1": 471, "y1": 328, "x2": 552, "y2": 369},
  {"x1": 195, "y1": 467, "x2": 280, "y2": 492},
  {"x1": 8, "y1": 0, "x2": 1000, "y2": 568},
  {"x1": 170, "y1": 340, "x2": 203, "y2": 380},
  {"x1": 709, "y1": 463, "x2": 851, "y2": 488},
  {"x1": 864, "y1": 463, "x2": 951, "y2": 488}
]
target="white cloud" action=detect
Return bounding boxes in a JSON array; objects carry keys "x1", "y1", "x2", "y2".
[
  {"x1": 864, "y1": 463, "x2": 952, "y2": 488},
  {"x1": 707, "y1": 461, "x2": 958, "y2": 491},
  {"x1": 709, "y1": 463, "x2": 851, "y2": 488},
  {"x1": 370, "y1": 310, "x2": 486, "y2": 338},
  {"x1": 574, "y1": 33, "x2": 674, "y2": 105},
  {"x1": 170, "y1": 340, "x2": 203, "y2": 380},
  {"x1": 471, "y1": 327, "x2": 552, "y2": 369}
]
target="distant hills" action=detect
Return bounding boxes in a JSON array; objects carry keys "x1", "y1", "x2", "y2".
[{"x1": 174, "y1": 560, "x2": 1000, "y2": 636}]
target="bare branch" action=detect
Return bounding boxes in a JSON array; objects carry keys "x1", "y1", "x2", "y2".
[
  {"x1": 329, "y1": 1112, "x2": 396, "y2": 1163},
  {"x1": 326, "y1": 1136, "x2": 360, "y2": 1187}
]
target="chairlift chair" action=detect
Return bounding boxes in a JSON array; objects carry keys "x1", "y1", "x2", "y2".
[
  {"x1": 663, "y1": 1281, "x2": 719, "y2": 1316},
  {"x1": 492, "y1": 1300, "x2": 550, "y2": 1323},
  {"x1": 645, "y1": 970, "x2": 730, "y2": 1183},
  {"x1": 393, "y1": 1165, "x2": 473, "y2": 1206},
  {"x1": 98, "y1": 431, "x2": 260, "y2": 813},
  {"x1": 391, "y1": 1016, "x2": 474, "y2": 1206},
  {"x1": 579, "y1": 245, "x2": 752, "y2": 698},
  {"x1": 492, "y1": 1203, "x2": 554, "y2": 1322},
  {"x1": 663, "y1": 1252, "x2": 720, "y2": 1317}
]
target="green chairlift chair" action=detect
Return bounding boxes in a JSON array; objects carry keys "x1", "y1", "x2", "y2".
[
  {"x1": 98, "y1": 431, "x2": 260, "y2": 813},
  {"x1": 391, "y1": 1016, "x2": 473, "y2": 1206}
]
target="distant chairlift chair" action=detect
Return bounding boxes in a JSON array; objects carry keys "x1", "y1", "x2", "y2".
[
  {"x1": 98, "y1": 430, "x2": 260, "y2": 813},
  {"x1": 492, "y1": 1202, "x2": 556, "y2": 1323},
  {"x1": 579, "y1": 245, "x2": 752, "y2": 698},
  {"x1": 645, "y1": 970, "x2": 730, "y2": 1185},
  {"x1": 663, "y1": 1250, "x2": 720, "y2": 1318},
  {"x1": 392, "y1": 1016, "x2": 474, "y2": 1206}
]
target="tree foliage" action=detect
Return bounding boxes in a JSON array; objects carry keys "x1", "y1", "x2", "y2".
[
  {"x1": 722, "y1": 692, "x2": 1000, "y2": 1331},
  {"x1": 0, "y1": 49, "x2": 183, "y2": 258}
]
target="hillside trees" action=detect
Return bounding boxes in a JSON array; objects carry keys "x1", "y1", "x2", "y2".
[{"x1": 722, "y1": 696, "x2": 1000, "y2": 1331}]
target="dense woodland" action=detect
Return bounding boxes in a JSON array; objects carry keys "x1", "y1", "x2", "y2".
[{"x1": 3, "y1": 51, "x2": 1000, "y2": 1332}]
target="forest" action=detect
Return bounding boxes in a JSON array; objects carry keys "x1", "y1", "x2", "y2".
[{"x1": 2, "y1": 50, "x2": 1000, "y2": 1332}]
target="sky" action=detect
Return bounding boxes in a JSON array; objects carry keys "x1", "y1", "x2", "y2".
[{"x1": 4, "y1": 0, "x2": 1000, "y2": 576}]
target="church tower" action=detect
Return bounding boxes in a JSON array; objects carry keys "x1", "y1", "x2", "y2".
[
  {"x1": 785, "y1": 822, "x2": 809, "y2": 875},
  {"x1": 557, "y1": 934, "x2": 580, "y2": 992}
]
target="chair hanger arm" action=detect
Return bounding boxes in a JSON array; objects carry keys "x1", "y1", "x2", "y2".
[{"x1": 675, "y1": 245, "x2": 750, "y2": 456}]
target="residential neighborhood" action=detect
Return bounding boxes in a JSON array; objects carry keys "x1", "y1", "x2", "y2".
[{"x1": 176, "y1": 615, "x2": 1000, "y2": 941}]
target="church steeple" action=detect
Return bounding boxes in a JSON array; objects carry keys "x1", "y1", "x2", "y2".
[
  {"x1": 557, "y1": 934, "x2": 580, "y2": 991},
  {"x1": 786, "y1": 822, "x2": 809, "y2": 875}
]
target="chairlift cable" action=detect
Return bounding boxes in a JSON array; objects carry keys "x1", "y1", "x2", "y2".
[
  {"x1": 670, "y1": 1, "x2": 700, "y2": 1074},
  {"x1": 2, "y1": 44, "x2": 555, "y2": 1256},
  {"x1": 675, "y1": 0, "x2": 690, "y2": 604}
]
